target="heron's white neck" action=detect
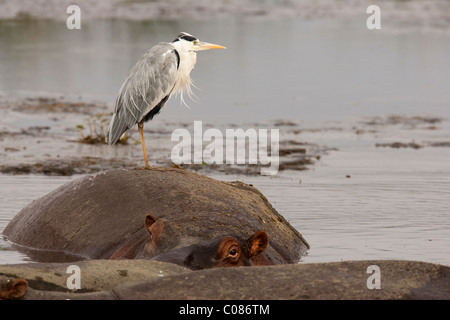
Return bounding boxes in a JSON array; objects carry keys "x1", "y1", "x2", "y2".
[{"x1": 172, "y1": 41, "x2": 197, "y2": 105}]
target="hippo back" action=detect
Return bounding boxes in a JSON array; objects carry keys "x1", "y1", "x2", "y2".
[{"x1": 3, "y1": 168, "x2": 309, "y2": 263}]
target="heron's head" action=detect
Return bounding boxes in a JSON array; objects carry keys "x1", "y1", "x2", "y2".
[{"x1": 172, "y1": 32, "x2": 226, "y2": 53}]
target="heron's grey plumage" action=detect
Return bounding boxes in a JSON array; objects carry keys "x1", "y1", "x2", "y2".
[
  {"x1": 106, "y1": 33, "x2": 225, "y2": 169},
  {"x1": 107, "y1": 43, "x2": 179, "y2": 145}
]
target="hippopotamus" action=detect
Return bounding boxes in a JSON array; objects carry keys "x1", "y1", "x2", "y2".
[
  {"x1": 111, "y1": 214, "x2": 271, "y2": 269},
  {"x1": 3, "y1": 168, "x2": 309, "y2": 269}
]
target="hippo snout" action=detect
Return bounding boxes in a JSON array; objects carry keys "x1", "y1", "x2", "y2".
[{"x1": 110, "y1": 213, "x2": 273, "y2": 270}]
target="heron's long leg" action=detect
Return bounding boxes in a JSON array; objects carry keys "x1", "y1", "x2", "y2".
[{"x1": 138, "y1": 121, "x2": 151, "y2": 169}]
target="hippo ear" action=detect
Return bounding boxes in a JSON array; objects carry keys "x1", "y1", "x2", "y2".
[
  {"x1": 247, "y1": 230, "x2": 269, "y2": 258},
  {"x1": 0, "y1": 278, "x2": 28, "y2": 300},
  {"x1": 145, "y1": 214, "x2": 158, "y2": 234},
  {"x1": 9, "y1": 279, "x2": 28, "y2": 299}
]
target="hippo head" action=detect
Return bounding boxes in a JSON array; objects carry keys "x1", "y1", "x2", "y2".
[
  {"x1": 110, "y1": 213, "x2": 272, "y2": 270},
  {"x1": 150, "y1": 229, "x2": 270, "y2": 270}
]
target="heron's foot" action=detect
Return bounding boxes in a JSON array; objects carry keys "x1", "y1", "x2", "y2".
[
  {"x1": 136, "y1": 165, "x2": 153, "y2": 170},
  {"x1": 135, "y1": 166, "x2": 185, "y2": 173}
]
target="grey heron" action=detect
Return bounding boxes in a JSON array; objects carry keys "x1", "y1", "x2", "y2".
[{"x1": 107, "y1": 32, "x2": 226, "y2": 169}]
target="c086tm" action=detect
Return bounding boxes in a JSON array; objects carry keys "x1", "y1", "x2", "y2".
[{"x1": 223, "y1": 304, "x2": 269, "y2": 315}]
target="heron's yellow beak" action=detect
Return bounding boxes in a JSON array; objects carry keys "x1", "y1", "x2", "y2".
[{"x1": 196, "y1": 42, "x2": 226, "y2": 51}]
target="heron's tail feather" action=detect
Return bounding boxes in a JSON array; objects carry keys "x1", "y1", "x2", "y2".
[{"x1": 107, "y1": 113, "x2": 129, "y2": 145}]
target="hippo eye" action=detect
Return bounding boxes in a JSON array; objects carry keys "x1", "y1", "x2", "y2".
[{"x1": 227, "y1": 247, "x2": 239, "y2": 259}]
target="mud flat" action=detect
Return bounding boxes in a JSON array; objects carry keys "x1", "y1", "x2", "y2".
[
  {"x1": 376, "y1": 141, "x2": 450, "y2": 149},
  {"x1": 4, "y1": 97, "x2": 448, "y2": 177},
  {"x1": 1, "y1": 259, "x2": 448, "y2": 300},
  {"x1": 0, "y1": 97, "x2": 330, "y2": 176}
]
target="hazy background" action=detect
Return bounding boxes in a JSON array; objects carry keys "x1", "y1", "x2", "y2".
[{"x1": 1, "y1": 0, "x2": 450, "y2": 123}]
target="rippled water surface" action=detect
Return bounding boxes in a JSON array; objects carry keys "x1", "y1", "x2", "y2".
[
  {"x1": 0, "y1": 175, "x2": 75, "y2": 264},
  {"x1": 212, "y1": 130, "x2": 450, "y2": 265},
  {"x1": 2, "y1": 122, "x2": 449, "y2": 265}
]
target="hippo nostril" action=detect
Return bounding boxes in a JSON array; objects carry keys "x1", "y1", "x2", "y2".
[{"x1": 244, "y1": 258, "x2": 253, "y2": 266}]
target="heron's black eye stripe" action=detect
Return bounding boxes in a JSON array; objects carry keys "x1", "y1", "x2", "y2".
[
  {"x1": 173, "y1": 34, "x2": 198, "y2": 43},
  {"x1": 180, "y1": 35, "x2": 197, "y2": 42}
]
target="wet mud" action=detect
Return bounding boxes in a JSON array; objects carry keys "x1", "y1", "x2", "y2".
[
  {"x1": 360, "y1": 114, "x2": 444, "y2": 127},
  {"x1": 0, "y1": 157, "x2": 132, "y2": 176},
  {"x1": 362, "y1": 115, "x2": 450, "y2": 149},
  {"x1": 9, "y1": 97, "x2": 106, "y2": 115},
  {"x1": 0, "y1": 97, "x2": 334, "y2": 176},
  {"x1": 376, "y1": 141, "x2": 450, "y2": 149},
  {"x1": 1, "y1": 97, "x2": 449, "y2": 176}
]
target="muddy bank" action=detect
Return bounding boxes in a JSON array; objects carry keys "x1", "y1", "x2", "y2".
[
  {"x1": 2, "y1": 97, "x2": 450, "y2": 176},
  {"x1": 360, "y1": 115, "x2": 445, "y2": 128},
  {"x1": 0, "y1": 157, "x2": 132, "y2": 176},
  {"x1": 0, "y1": 97, "x2": 331, "y2": 176},
  {"x1": 8, "y1": 97, "x2": 107, "y2": 115},
  {"x1": 355, "y1": 115, "x2": 450, "y2": 150},
  {"x1": 376, "y1": 141, "x2": 450, "y2": 149},
  {"x1": 1, "y1": 260, "x2": 448, "y2": 300},
  {"x1": 0, "y1": 153, "x2": 323, "y2": 176}
]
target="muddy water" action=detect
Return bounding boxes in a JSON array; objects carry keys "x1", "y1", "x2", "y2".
[
  {"x1": 213, "y1": 121, "x2": 450, "y2": 266},
  {"x1": 1, "y1": 117, "x2": 449, "y2": 265},
  {"x1": 0, "y1": 175, "x2": 75, "y2": 263},
  {"x1": 1, "y1": 14, "x2": 450, "y2": 265}
]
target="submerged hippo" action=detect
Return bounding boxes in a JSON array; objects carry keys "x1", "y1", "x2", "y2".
[
  {"x1": 3, "y1": 168, "x2": 309, "y2": 269},
  {"x1": 111, "y1": 213, "x2": 271, "y2": 269}
]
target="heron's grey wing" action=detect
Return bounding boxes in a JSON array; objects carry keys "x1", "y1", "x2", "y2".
[{"x1": 107, "y1": 43, "x2": 179, "y2": 144}]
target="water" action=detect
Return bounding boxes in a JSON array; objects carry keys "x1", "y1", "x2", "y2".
[
  {"x1": 1, "y1": 17, "x2": 450, "y2": 123},
  {"x1": 2, "y1": 135, "x2": 449, "y2": 265},
  {"x1": 1, "y1": 4, "x2": 450, "y2": 265},
  {"x1": 0, "y1": 175, "x2": 75, "y2": 264},
  {"x1": 210, "y1": 125, "x2": 450, "y2": 265}
]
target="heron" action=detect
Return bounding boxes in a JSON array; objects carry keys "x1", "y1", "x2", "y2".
[{"x1": 107, "y1": 32, "x2": 226, "y2": 169}]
